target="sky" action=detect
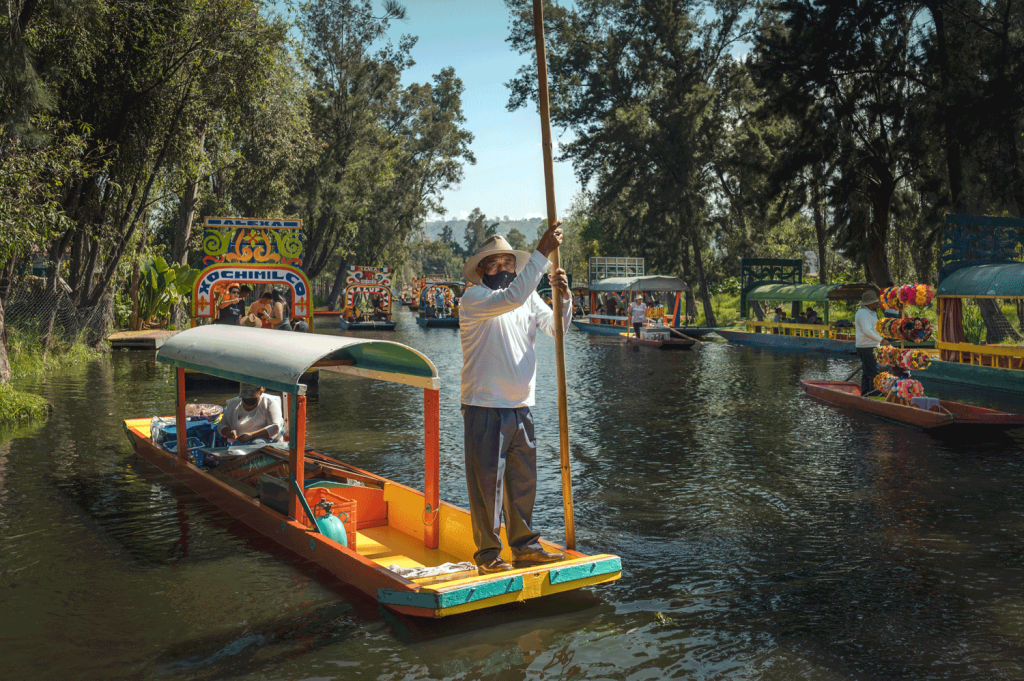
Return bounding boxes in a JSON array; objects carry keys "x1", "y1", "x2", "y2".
[{"x1": 385, "y1": 0, "x2": 581, "y2": 221}]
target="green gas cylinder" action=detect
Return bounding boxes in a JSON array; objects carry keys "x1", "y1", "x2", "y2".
[{"x1": 314, "y1": 502, "x2": 348, "y2": 547}]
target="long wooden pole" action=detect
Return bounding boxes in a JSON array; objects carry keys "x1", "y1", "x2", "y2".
[{"x1": 532, "y1": 0, "x2": 575, "y2": 550}]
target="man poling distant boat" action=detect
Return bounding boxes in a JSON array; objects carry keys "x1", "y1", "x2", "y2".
[
  {"x1": 459, "y1": 226, "x2": 572, "y2": 575},
  {"x1": 855, "y1": 290, "x2": 891, "y2": 396}
]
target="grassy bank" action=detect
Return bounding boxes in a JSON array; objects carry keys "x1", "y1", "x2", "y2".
[
  {"x1": 0, "y1": 382, "x2": 51, "y2": 427},
  {"x1": 1, "y1": 326, "x2": 101, "y2": 430},
  {"x1": 8, "y1": 326, "x2": 101, "y2": 378}
]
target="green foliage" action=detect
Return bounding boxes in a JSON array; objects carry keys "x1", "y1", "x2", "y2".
[
  {"x1": 0, "y1": 383, "x2": 50, "y2": 429},
  {"x1": 962, "y1": 300, "x2": 986, "y2": 345},
  {"x1": 463, "y1": 208, "x2": 499, "y2": 255},
  {"x1": 712, "y1": 277, "x2": 741, "y2": 296},
  {"x1": 136, "y1": 257, "x2": 200, "y2": 326},
  {"x1": 7, "y1": 326, "x2": 99, "y2": 378},
  {"x1": 505, "y1": 227, "x2": 527, "y2": 251}
]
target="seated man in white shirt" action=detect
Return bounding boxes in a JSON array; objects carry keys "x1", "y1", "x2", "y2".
[
  {"x1": 459, "y1": 224, "x2": 571, "y2": 575},
  {"x1": 219, "y1": 383, "x2": 285, "y2": 444}
]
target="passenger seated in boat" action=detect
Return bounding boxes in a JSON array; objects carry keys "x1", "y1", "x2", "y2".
[
  {"x1": 371, "y1": 295, "x2": 387, "y2": 320},
  {"x1": 219, "y1": 383, "x2": 284, "y2": 444},
  {"x1": 241, "y1": 291, "x2": 273, "y2": 327},
  {"x1": 806, "y1": 308, "x2": 821, "y2": 324},
  {"x1": 772, "y1": 308, "x2": 785, "y2": 323}
]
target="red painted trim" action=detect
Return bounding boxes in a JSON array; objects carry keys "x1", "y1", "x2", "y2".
[
  {"x1": 290, "y1": 395, "x2": 307, "y2": 520},
  {"x1": 176, "y1": 368, "x2": 187, "y2": 462},
  {"x1": 424, "y1": 389, "x2": 440, "y2": 549}
]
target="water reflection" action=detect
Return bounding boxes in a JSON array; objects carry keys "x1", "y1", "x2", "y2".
[{"x1": 4, "y1": 311, "x2": 1024, "y2": 678}]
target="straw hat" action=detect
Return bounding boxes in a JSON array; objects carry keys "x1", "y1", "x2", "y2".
[
  {"x1": 859, "y1": 291, "x2": 879, "y2": 307},
  {"x1": 462, "y1": 235, "x2": 532, "y2": 285}
]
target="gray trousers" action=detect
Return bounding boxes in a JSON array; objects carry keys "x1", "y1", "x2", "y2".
[{"x1": 463, "y1": 405, "x2": 542, "y2": 564}]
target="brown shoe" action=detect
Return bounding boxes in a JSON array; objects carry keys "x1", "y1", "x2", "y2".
[
  {"x1": 477, "y1": 557, "x2": 513, "y2": 575},
  {"x1": 512, "y1": 549, "x2": 565, "y2": 567}
]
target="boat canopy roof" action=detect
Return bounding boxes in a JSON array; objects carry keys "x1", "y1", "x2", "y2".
[
  {"x1": 747, "y1": 282, "x2": 877, "y2": 303},
  {"x1": 937, "y1": 263, "x2": 1024, "y2": 298},
  {"x1": 157, "y1": 325, "x2": 438, "y2": 394},
  {"x1": 589, "y1": 275, "x2": 688, "y2": 293}
]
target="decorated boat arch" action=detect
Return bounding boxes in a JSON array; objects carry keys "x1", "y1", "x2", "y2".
[
  {"x1": 339, "y1": 265, "x2": 396, "y2": 331},
  {"x1": 191, "y1": 217, "x2": 313, "y2": 330},
  {"x1": 416, "y1": 280, "x2": 463, "y2": 328}
]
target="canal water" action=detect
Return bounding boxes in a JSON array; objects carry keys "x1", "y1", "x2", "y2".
[{"x1": 4, "y1": 309, "x2": 1024, "y2": 680}]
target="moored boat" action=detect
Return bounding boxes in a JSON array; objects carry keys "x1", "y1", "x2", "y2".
[
  {"x1": 799, "y1": 379, "x2": 1024, "y2": 431},
  {"x1": 721, "y1": 273, "x2": 881, "y2": 354},
  {"x1": 924, "y1": 214, "x2": 1024, "y2": 394},
  {"x1": 123, "y1": 325, "x2": 620, "y2": 617}
]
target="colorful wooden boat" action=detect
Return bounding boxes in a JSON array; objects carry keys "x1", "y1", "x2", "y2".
[
  {"x1": 122, "y1": 326, "x2": 620, "y2": 617},
  {"x1": 927, "y1": 214, "x2": 1024, "y2": 394},
  {"x1": 714, "y1": 325, "x2": 855, "y2": 353},
  {"x1": 416, "y1": 280, "x2": 462, "y2": 329},
  {"x1": 575, "y1": 275, "x2": 715, "y2": 338},
  {"x1": 337, "y1": 266, "x2": 397, "y2": 331},
  {"x1": 799, "y1": 379, "x2": 1024, "y2": 431}
]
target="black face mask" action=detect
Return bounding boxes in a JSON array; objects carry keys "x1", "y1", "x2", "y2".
[
  {"x1": 482, "y1": 270, "x2": 517, "y2": 291},
  {"x1": 241, "y1": 397, "x2": 258, "y2": 408}
]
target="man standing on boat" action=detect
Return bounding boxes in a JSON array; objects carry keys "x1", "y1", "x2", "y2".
[
  {"x1": 460, "y1": 224, "x2": 571, "y2": 575},
  {"x1": 627, "y1": 296, "x2": 648, "y2": 337},
  {"x1": 855, "y1": 291, "x2": 889, "y2": 396}
]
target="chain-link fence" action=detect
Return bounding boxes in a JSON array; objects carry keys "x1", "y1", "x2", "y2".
[{"x1": 3, "y1": 272, "x2": 113, "y2": 348}]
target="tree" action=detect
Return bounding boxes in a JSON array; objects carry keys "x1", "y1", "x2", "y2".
[
  {"x1": 505, "y1": 0, "x2": 758, "y2": 325},
  {"x1": 505, "y1": 227, "x2": 527, "y2": 251},
  {"x1": 0, "y1": 119, "x2": 89, "y2": 379},
  {"x1": 463, "y1": 208, "x2": 499, "y2": 255},
  {"x1": 752, "y1": 2, "x2": 928, "y2": 286}
]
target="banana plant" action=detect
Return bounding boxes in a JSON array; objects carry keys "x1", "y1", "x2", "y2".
[{"x1": 133, "y1": 256, "x2": 201, "y2": 329}]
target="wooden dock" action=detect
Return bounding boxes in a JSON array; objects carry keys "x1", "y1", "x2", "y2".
[{"x1": 106, "y1": 329, "x2": 180, "y2": 350}]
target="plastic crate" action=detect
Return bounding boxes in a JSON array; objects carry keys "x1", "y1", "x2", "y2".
[{"x1": 305, "y1": 487, "x2": 358, "y2": 550}]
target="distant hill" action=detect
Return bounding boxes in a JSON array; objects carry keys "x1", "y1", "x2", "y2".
[{"x1": 418, "y1": 218, "x2": 547, "y2": 246}]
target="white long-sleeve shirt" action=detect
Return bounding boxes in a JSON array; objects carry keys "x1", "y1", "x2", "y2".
[
  {"x1": 460, "y1": 251, "x2": 573, "y2": 408},
  {"x1": 221, "y1": 394, "x2": 284, "y2": 442},
  {"x1": 855, "y1": 307, "x2": 883, "y2": 348}
]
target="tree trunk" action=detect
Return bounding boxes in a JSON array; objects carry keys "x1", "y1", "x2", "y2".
[
  {"x1": 865, "y1": 189, "x2": 894, "y2": 286},
  {"x1": 128, "y1": 228, "x2": 148, "y2": 331},
  {"x1": 750, "y1": 300, "x2": 766, "y2": 321},
  {"x1": 811, "y1": 174, "x2": 828, "y2": 284},
  {"x1": 326, "y1": 257, "x2": 349, "y2": 310},
  {"x1": 0, "y1": 297, "x2": 10, "y2": 383},
  {"x1": 977, "y1": 298, "x2": 1023, "y2": 344},
  {"x1": 690, "y1": 234, "x2": 716, "y2": 327},
  {"x1": 926, "y1": 2, "x2": 965, "y2": 211},
  {"x1": 0, "y1": 256, "x2": 18, "y2": 305},
  {"x1": 678, "y1": 245, "x2": 697, "y2": 322}
]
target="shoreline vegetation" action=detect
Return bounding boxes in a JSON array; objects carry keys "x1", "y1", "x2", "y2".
[{"x1": 0, "y1": 328, "x2": 101, "y2": 430}]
